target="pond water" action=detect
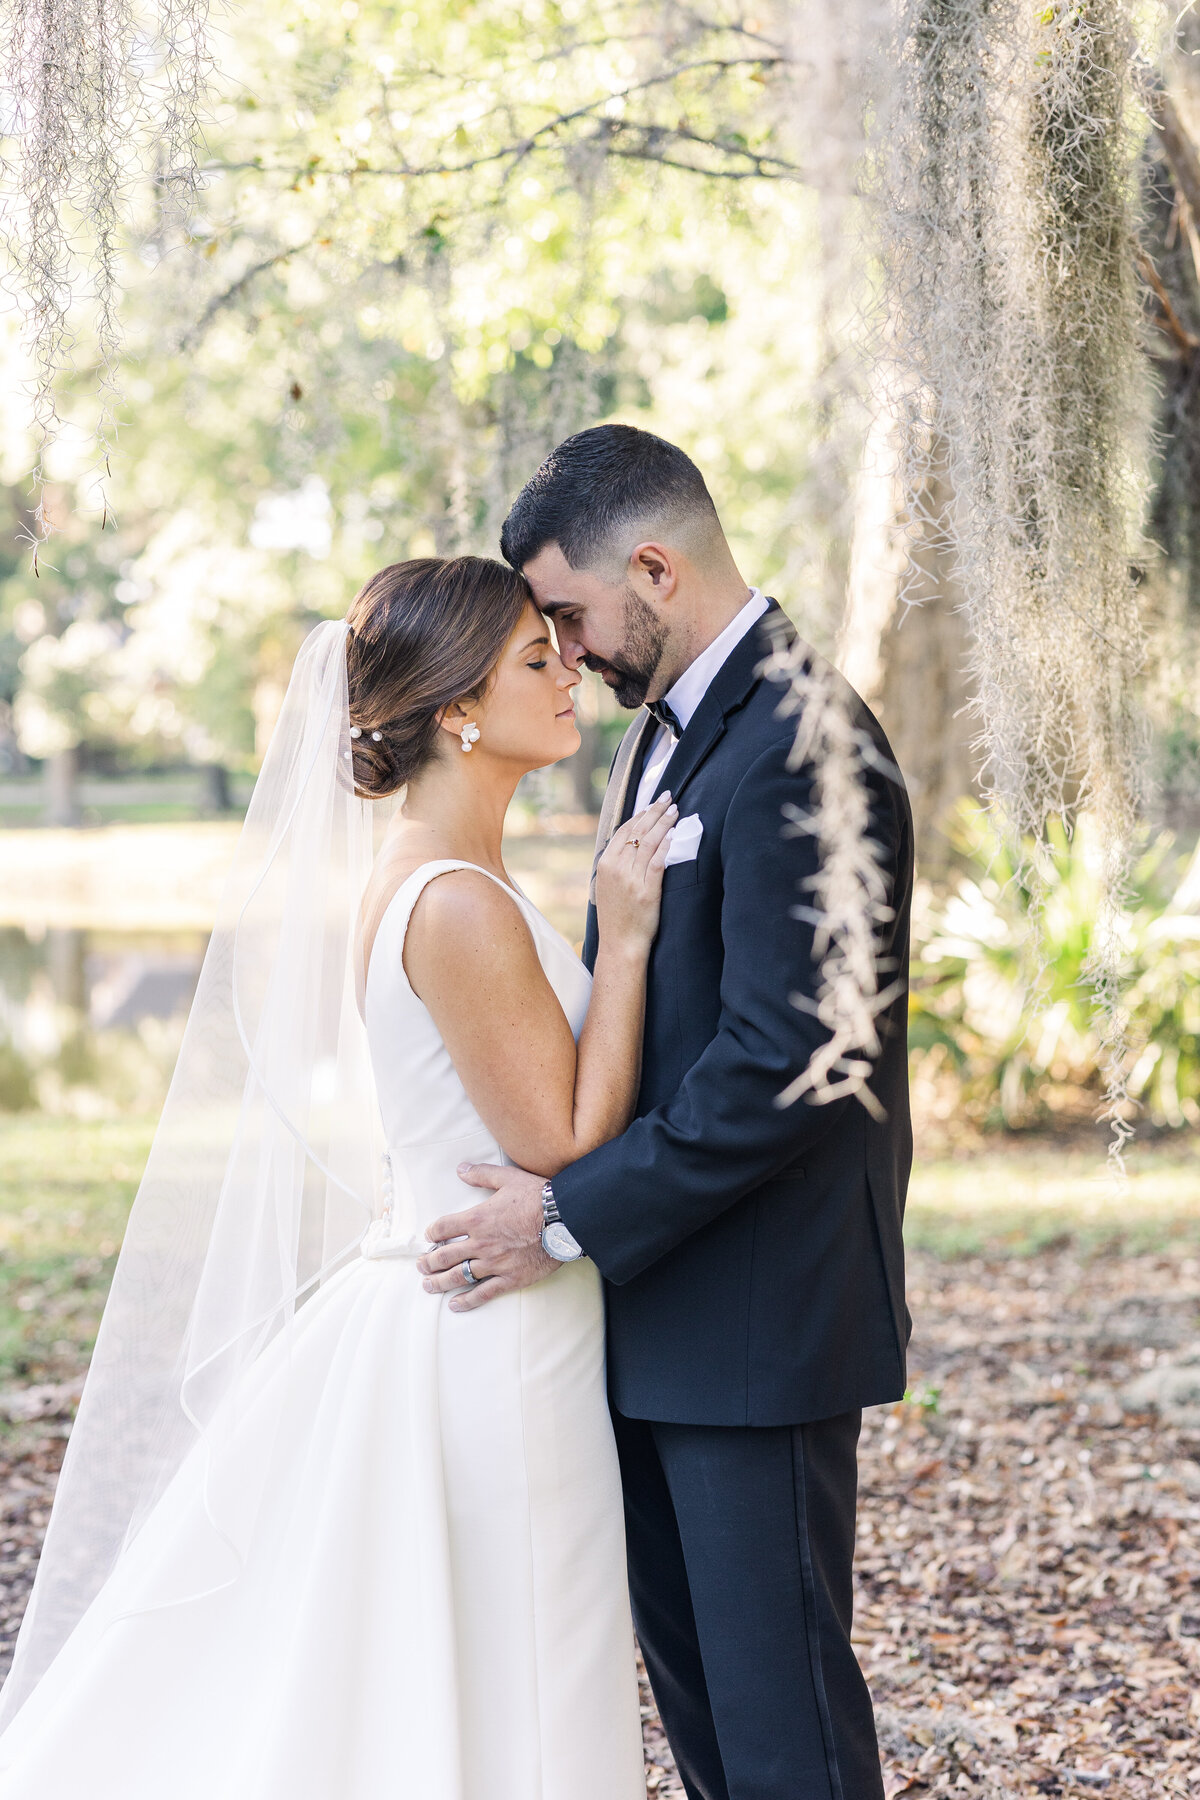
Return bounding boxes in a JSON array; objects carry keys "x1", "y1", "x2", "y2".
[
  {"x1": 0, "y1": 927, "x2": 207, "y2": 1033},
  {"x1": 0, "y1": 818, "x2": 596, "y2": 1117},
  {"x1": 0, "y1": 926, "x2": 207, "y2": 1114}
]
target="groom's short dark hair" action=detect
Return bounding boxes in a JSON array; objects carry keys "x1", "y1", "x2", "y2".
[{"x1": 500, "y1": 424, "x2": 721, "y2": 575}]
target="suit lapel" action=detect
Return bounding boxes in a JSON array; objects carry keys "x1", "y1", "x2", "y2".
[
  {"x1": 590, "y1": 711, "x2": 654, "y2": 905},
  {"x1": 596, "y1": 711, "x2": 653, "y2": 852},
  {"x1": 589, "y1": 600, "x2": 794, "y2": 907},
  {"x1": 655, "y1": 599, "x2": 791, "y2": 802},
  {"x1": 618, "y1": 714, "x2": 656, "y2": 830}
]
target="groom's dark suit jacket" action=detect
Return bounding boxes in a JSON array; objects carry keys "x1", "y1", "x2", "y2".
[{"x1": 553, "y1": 601, "x2": 914, "y2": 1427}]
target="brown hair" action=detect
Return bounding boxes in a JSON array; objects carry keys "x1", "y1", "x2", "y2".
[{"x1": 344, "y1": 556, "x2": 532, "y2": 798}]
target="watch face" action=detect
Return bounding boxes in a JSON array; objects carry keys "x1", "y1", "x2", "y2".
[{"x1": 542, "y1": 1221, "x2": 583, "y2": 1261}]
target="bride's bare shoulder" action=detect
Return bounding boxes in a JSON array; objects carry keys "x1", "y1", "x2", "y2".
[
  {"x1": 404, "y1": 868, "x2": 538, "y2": 1003},
  {"x1": 406, "y1": 865, "x2": 528, "y2": 950}
]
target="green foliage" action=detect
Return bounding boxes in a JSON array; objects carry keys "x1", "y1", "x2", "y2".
[
  {"x1": 15, "y1": 1020, "x2": 189, "y2": 1122},
  {"x1": 910, "y1": 804, "x2": 1200, "y2": 1129},
  {"x1": 0, "y1": 1042, "x2": 36, "y2": 1113},
  {"x1": 0, "y1": 0, "x2": 836, "y2": 785}
]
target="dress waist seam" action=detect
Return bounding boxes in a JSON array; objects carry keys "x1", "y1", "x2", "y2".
[{"x1": 382, "y1": 1129, "x2": 506, "y2": 1153}]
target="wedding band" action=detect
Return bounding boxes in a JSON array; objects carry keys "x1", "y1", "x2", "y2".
[{"x1": 461, "y1": 1259, "x2": 479, "y2": 1287}]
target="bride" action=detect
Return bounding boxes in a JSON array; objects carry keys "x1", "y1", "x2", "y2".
[{"x1": 0, "y1": 554, "x2": 677, "y2": 1798}]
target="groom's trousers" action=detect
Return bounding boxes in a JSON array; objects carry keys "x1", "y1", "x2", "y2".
[{"x1": 612, "y1": 1407, "x2": 884, "y2": 1800}]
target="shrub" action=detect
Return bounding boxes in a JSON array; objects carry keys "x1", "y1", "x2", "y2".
[{"x1": 910, "y1": 806, "x2": 1200, "y2": 1130}]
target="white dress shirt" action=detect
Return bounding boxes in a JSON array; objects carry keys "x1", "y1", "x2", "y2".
[{"x1": 633, "y1": 588, "x2": 769, "y2": 813}]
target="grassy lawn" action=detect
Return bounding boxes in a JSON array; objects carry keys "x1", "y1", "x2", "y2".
[
  {"x1": 904, "y1": 1135, "x2": 1200, "y2": 1256},
  {"x1": 0, "y1": 1116, "x2": 153, "y2": 1386},
  {"x1": 0, "y1": 1115, "x2": 1198, "y2": 1387}
]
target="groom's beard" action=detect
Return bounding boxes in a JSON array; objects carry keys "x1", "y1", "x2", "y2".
[{"x1": 583, "y1": 586, "x2": 668, "y2": 710}]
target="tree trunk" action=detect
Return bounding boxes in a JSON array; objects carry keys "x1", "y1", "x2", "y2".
[
  {"x1": 566, "y1": 673, "x2": 611, "y2": 819},
  {"x1": 200, "y1": 762, "x2": 232, "y2": 814},
  {"x1": 566, "y1": 722, "x2": 603, "y2": 815},
  {"x1": 44, "y1": 746, "x2": 80, "y2": 827},
  {"x1": 838, "y1": 414, "x2": 977, "y2": 878},
  {"x1": 46, "y1": 927, "x2": 88, "y2": 1013}
]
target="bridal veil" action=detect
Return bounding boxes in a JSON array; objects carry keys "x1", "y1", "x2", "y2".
[{"x1": 0, "y1": 619, "x2": 390, "y2": 1724}]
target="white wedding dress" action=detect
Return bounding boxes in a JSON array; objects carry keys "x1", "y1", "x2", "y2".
[{"x1": 0, "y1": 861, "x2": 645, "y2": 1800}]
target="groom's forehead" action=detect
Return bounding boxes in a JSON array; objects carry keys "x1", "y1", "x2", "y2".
[
  {"x1": 523, "y1": 543, "x2": 611, "y2": 609},
  {"x1": 523, "y1": 541, "x2": 572, "y2": 588}
]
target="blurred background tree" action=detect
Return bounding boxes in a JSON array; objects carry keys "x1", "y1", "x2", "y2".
[
  {"x1": 2, "y1": 0, "x2": 843, "y2": 819},
  {"x1": 1, "y1": 0, "x2": 1199, "y2": 1138},
  {"x1": 5, "y1": 0, "x2": 1200, "y2": 844}
]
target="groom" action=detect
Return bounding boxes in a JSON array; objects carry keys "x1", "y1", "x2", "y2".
[{"x1": 420, "y1": 424, "x2": 913, "y2": 1800}]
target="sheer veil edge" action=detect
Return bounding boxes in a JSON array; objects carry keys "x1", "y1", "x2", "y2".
[{"x1": 0, "y1": 618, "x2": 388, "y2": 1725}]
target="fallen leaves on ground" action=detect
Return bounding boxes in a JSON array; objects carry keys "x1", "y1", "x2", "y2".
[
  {"x1": 0, "y1": 1418, "x2": 68, "y2": 1674},
  {"x1": 0, "y1": 1249, "x2": 1197, "y2": 1799},
  {"x1": 643, "y1": 1247, "x2": 1200, "y2": 1798},
  {"x1": 853, "y1": 1246, "x2": 1200, "y2": 1799}
]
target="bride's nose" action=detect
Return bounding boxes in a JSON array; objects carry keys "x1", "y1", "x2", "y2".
[{"x1": 558, "y1": 661, "x2": 581, "y2": 691}]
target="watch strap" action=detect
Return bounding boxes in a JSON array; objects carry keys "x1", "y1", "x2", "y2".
[{"x1": 541, "y1": 1179, "x2": 561, "y2": 1226}]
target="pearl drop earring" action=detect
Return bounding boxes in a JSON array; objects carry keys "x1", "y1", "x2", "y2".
[{"x1": 460, "y1": 721, "x2": 481, "y2": 753}]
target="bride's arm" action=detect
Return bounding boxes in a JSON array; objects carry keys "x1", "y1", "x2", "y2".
[{"x1": 403, "y1": 795, "x2": 677, "y2": 1175}]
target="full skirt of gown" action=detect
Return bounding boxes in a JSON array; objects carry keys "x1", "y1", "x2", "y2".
[
  {"x1": 0, "y1": 1246, "x2": 645, "y2": 1800},
  {"x1": 0, "y1": 861, "x2": 646, "y2": 1800}
]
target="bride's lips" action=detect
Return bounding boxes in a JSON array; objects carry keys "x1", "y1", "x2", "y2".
[{"x1": 556, "y1": 704, "x2": 576, "y2": 722}]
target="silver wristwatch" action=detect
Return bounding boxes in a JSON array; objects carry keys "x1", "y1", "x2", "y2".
[{"x1": 540, "y1": 1180, "x2": 584, "y2": 1262}]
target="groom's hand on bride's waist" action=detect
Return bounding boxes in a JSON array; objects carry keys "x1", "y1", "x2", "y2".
[{"x1": 418, "y1": 1164, "x2": 556, "y2": 1312}]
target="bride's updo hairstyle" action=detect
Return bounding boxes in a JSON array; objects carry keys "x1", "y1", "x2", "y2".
[{"x1": 344, "y1": 555, "x2": 531, "y2": 798}]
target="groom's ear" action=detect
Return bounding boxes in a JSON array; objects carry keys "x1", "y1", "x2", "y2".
[{"x1": 627, "y1": 541, "x2": 678, "y2": 602}]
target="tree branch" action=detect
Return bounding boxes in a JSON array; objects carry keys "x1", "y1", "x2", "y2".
[
  {"x1": 179, "y1": 242, "x2": 312, "y2": 348},
  {"x1": 1135, "y1": 244, "x2": 1199, "y2": 360},
  {"x1": 1137, "y1": 57, "x2": 1200, "y2": 223},
  {"x1": 198, "y1": 120, "x2": 799, "y2": 189},
  {"x1": 603, "y1": 142, "x2": 795, "y2": 181},
  {"x1": 195, "y1": 55, "x2": 791, "y2": 187}
]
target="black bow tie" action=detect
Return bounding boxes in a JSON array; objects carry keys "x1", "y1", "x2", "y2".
[{"x1": 646, "y1": 698, "x2": 682, "y2": 739}]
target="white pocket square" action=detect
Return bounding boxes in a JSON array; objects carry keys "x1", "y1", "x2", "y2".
[{"x1": 664, "y1": 813, "x2": 704, "y2": 867}]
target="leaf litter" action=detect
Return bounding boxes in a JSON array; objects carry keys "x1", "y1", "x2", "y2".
[
  {"x1": 648, "y1": 1245, "x2": 1200, "y2": 1797},
  {"x1": 0, "y1": 1251, "x2": 1196, "y2": 1798}
]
